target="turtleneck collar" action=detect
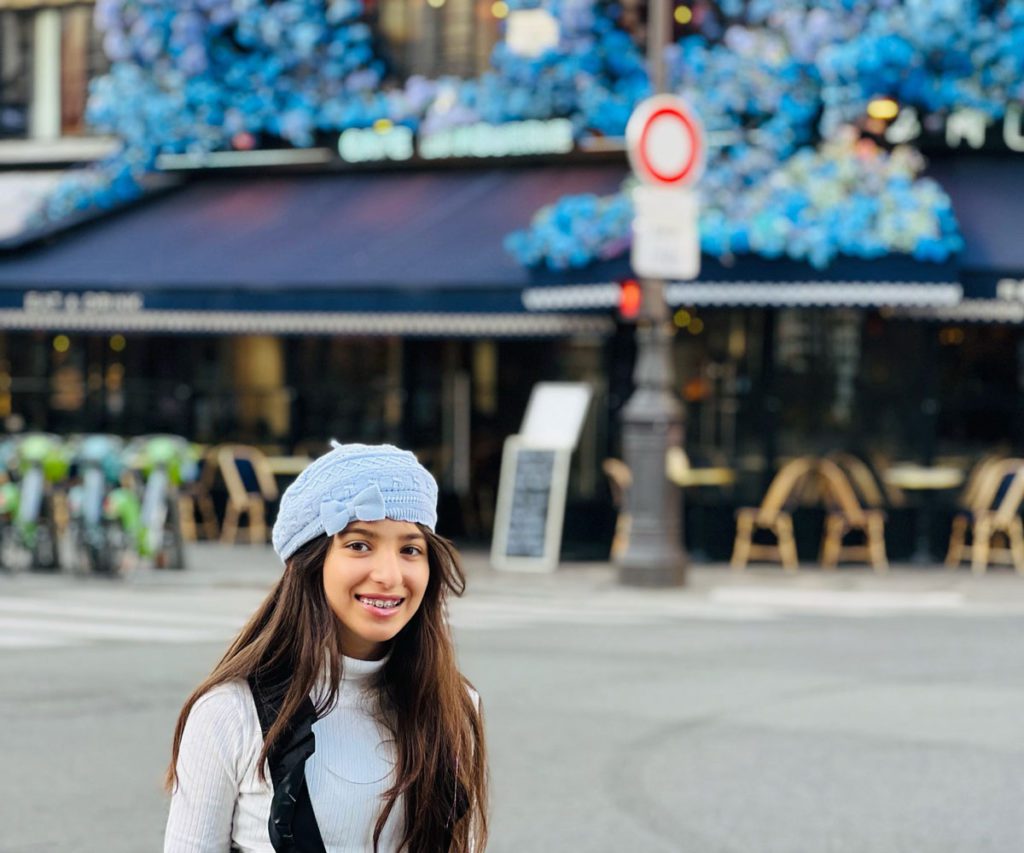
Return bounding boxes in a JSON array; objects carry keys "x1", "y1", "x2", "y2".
[
  {"x1": 341, "y1": 653, "x2": 388, "y2": 686},
  {"x1": 310, "y1": 652, "x2": 389, "y2": 706}
]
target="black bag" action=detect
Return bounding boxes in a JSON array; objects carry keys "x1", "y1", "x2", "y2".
[
  {"x1": 248, "y1": 670, "x2": 468, "y2": 853},
  {"x1": 248, "y1": 671, "x2": 327, "y2": 853}
]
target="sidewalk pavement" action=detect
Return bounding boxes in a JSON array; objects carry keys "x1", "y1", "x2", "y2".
[{"x1": 117, "y1": 541, "x2": 1024, "y2": 611}]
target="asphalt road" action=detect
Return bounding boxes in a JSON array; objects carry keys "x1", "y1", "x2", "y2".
[{"x1": 1, "y1": 549, "x2": 1023, "y2": 853}]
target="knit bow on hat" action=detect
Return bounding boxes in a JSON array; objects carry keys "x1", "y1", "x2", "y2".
[{"x1": 319, "y1": 483, "x2": 387, "y2": 537}]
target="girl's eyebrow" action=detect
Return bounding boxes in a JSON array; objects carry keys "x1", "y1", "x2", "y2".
[
  {"x1": 343, "y1": 527, "x2": 426, "y2": 543},
  {"x1": 344, "y1": 527, "x2": 378, "y2": 538}
]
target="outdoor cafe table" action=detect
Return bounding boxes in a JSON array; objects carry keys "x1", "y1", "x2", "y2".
[
  {"x1": 883, "y1": 464, "x2": 965, "y2": 564},
  {"x1": 265, "y1": 455, "x2": 312, "y2": 477},
  {"x1": 666, "y1": 449, "x2": 737, "y2": 562}
]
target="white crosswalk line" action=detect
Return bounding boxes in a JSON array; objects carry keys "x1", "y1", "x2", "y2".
[
  {"x1": 0, "y1": 580, "x2": 977, "y2": 651},
  {"x1": 0, "y1": 592, "x2": 251, "y2": 649},
  {"x1": 0, "y1": 587, "x2": 780, "y2": 649},
  {"x1": 0, "y1": 615, "x2": 229, "y2": 643},
  {"x1": 708, "y1": 586, "x2": 965, "y2": 613},
  {"x1": 447, "y1": 594, "x2": 780, "y2": 629},
  {"x1": 0, "y1": 597, "x2": 250, "y2": 627},
  {"x1": 0, "y1": 634, "x2": 68, "y2": 649}
]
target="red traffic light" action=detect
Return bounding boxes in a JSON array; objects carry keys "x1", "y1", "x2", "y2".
[{"x1": 619, "y1": 279, "x2": 642, "y2": 320}]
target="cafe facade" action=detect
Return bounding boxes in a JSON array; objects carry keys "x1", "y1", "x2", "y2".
[
  {"x1": 3, "y1": 0, "x2": 1024, "y2": 557},
  {"x1": 3, "y1": 148, "x2": 1023, "y2": 558}
]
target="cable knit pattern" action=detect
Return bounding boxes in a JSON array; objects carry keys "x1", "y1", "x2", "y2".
[
  {"x1": 272, "y1": 442, "x2": 438, "y2": 563},
  {"x1": 165, "y1": 657, "x2": 404, "y2": 853}
]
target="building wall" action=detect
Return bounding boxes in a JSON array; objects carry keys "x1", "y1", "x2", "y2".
[{"x1": 0, "y1": 2, "x2": 108, "y2": 140}]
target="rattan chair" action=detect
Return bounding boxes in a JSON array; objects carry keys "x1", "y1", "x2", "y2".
[
  {"x1": 218, "y1": 445, "x2": 279, "y2": 545},
  {"x1": 827, "y1": 452, "x2": 890, "y2": 509},
  {"x1": 730, "y1": 457, "x2": 817, "y2": 572},
  {"x1": 944, "y1": 455, "x2": 1002, "y2": 568},
  {"x1": 817, "y1": 459, "x2": 888, "y2": 572},
  {"x1": 179, "y1": 444, "x2": 223, "y2": 541},
  {"x1": 945, "y1": 458, "x2": 1024, "y2": 574},
  {"x1": 602, "y1": 458, "x2": 632, "y2": 561}
]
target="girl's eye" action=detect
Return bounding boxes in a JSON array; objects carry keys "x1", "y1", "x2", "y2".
[{"x1": 345, "y1": 541, "x2": 370, "y2": 552}]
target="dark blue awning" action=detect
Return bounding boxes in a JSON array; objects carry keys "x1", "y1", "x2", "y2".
[
  {"x1": 0, "y1": 162, "x2": 967, "y2": 330},
  {"x1": 0, "y1": 165, "x2": 628, "y2": 335},
  {"x1": 0, "y1": 167, "x2": 629, "y2": 292},
  {"x1": 926, "y1": 155, "x2": 1024, "y2": 300}
]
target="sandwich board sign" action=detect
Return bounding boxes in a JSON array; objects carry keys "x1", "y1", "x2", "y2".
[
  {"x1": 490, "y1": 382, "x2": 592, "y2": 572},
  {"x1": 626, "y1": 95, "x2": 705, "y2": 281},
  {"x1": 490, "y1": 437, "x2": 572, "y2": 573}
]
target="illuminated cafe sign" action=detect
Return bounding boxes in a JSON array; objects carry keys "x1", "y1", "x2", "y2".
[
  {"x1": 996, "y1": 278, "x2": 1024, "y2": 301},
  {"x1": 23, "y1": 291, "x2": 144, "y2": 313},
  {"x1": 338, "y1": 118, "x2": 575, "y2": 164},
  {"x1": 885, "y1": 103, "x2": 1024, "y2": 153}
]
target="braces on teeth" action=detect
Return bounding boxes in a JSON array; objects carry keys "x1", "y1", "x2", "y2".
[{"x1": 359, "y1": 597, "x2": 401, "y2": 608}]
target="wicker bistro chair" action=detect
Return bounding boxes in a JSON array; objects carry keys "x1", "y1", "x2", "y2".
[
  {"x1": 945, "y1": 458, "x2": 1024, "y2": 574},
  {"x1": 179, "y1": 444, "x2": 224, "y2": 541},
  {"x1": 602, "y1": 458, "x2": 633, "y2": 561},
  {"x1": 218, "y1": 445, "x2": 280, "y2": 545},
  {"x1": 817, "y1": 459, "x2": 888, "y2": 573},
  {"x1": 943, "y1": 455, "x2": 1002, "y2": 568},
  {"x1": 827, "y1": 451, "x2": 891, "y2": 510},
  {"x1": 730, "y1": 457, "x2": 817, "y2": 572},
  {"x1": 952, "y1": 455, "x2": 1003, "y2": 519}
]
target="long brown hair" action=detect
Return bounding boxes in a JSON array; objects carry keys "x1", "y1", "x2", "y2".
[{"x1": 166, "y1": 527, "x2": 488, "y2": 852}]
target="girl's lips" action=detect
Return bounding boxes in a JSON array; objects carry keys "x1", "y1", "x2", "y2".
[{"x1": 355, "y1": 595, "x2": 405, "y2": 618}]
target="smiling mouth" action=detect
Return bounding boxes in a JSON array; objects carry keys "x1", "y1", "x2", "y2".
[{"x1": 355, "y1": 595, "x2": 404, "y2": 610}]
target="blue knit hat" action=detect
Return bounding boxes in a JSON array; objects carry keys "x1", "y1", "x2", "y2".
[{"x1": 272, "y1": 441, "x2": 438, "y2": 563}]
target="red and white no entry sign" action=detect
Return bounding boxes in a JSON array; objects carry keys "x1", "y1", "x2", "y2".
[{"x1": 626, "y1": 95, "x2": 705, "y2": 187}]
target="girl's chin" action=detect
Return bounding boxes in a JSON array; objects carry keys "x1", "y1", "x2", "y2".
[{"x1": 345, "y1": 621, "x2": 407, "y2": 648}]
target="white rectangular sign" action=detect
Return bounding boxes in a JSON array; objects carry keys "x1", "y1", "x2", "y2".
[
  {"x1": 519, "y1": 382, "x2": 592, "y2": 450},
  {"x1": 631, "y1": 185, "x2": 701, "y2": 280}
]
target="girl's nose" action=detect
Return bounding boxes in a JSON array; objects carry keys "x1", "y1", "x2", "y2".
[{"x1": 368, "y1": 552, "x2": 402, "y2": 587}]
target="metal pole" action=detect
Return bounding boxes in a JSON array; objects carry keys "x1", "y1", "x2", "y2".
[
  {"x1": 617, "y1": 0, "x2": 686, "y2": 587},
  {"x1": 648, "y1": 0, "x2": 670, "y2": 95}
]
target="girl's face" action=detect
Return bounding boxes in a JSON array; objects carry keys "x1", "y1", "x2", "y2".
[{"x1": 323, "y1": 519, "x2": 430, "y2": 660}]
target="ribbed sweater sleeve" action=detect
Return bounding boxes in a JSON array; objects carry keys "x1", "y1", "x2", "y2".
[{"x1": 164, "y1": 683, "x2": 248, "y2": 853}]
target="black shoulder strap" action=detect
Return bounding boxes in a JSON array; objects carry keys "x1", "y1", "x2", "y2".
[
  {"x1": 247, "y1": 672, "x2": 327, "y2": 853},
  {"x1": 248, "y1": 670, "x2": 467, "y2": 853}
]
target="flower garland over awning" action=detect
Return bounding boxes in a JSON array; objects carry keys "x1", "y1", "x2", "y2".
[{"x1": 24, "y1": 1, "x2": 1024, "y2": 272}]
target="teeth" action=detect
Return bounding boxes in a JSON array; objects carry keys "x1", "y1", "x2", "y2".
[{"x1": 361, "y1": 597, "x2": 400, "y2": 608}]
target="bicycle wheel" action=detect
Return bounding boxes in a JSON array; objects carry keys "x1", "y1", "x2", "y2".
[
  {"x1": 31, "y1": 502, "x2": 60, "y2": 571},
  {"x1": 158, "y1": 499, "x2": 186, "y2": 570},
  {"x1": 102, "y1": 520, "x2": 134, "y2": 577},
  {"x1": 0, "y1": 522, "x2": 24, "y2": 573}
]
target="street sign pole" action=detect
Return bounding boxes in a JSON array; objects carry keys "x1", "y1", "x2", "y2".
[
  {"x1": 617, "y1": 2, "x2": 701, "y2": 587},
  {"x1": 617, "y1": 276, "x2": 686, "y2": 587}
]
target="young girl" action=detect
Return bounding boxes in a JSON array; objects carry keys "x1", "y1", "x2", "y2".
[{"x1": 164, "y1": 442, "x2": 488, "y2": 853}]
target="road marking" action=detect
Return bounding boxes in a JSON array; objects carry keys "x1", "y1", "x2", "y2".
[
  {"x1": 708, "y1": 586, "x2": 965, "y2": 613},
  {"x1": 448, "y1": 595, "x2": 779, "y2": 629},
  {"x1": 0, "y1": 614, "x2": 231, "y2": 645},
  {"x1": 0, "y1": 593, "x2": 252, "y2": 649},
  {"x1": 0, "y1": 580, "x2": 997, "y2": 651},
  {"x1": 0, "y1": 588, "x2": 781, "y2": 650},
  {"x1": 0, "y1": 634, "x2": 68, "y2": 649},
  {"x1": 0, "y1": 597, "x2": 250, "y2": 627}
]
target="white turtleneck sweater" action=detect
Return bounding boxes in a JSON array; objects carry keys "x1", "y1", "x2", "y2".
[{"x1": 164, "y1": 655, "x2": 404, "y2": 853}]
